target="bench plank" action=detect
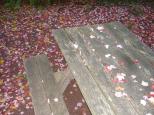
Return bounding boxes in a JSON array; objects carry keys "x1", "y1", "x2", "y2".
[
  {"x1": 53, "y1": 22, "x2": 154, "y2": 115},
  {"x1": 24, "y1": 55, "x2": 53, "y2": 115},
  {"x1": 24, "y1": 55, "x2": 70, "y2": 115}
]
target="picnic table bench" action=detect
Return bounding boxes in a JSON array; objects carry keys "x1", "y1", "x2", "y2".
[{"x1": 24, "y1": 22, "x2": 154, "y2": 115}]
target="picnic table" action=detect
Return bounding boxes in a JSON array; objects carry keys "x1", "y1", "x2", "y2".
[{"x1": 24, "y1": 22, "x2": 154, "y2": 115}]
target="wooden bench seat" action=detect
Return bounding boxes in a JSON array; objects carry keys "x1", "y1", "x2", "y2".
[{"x1": 24, "y1": 55, "x2": 72, "y2": 115}]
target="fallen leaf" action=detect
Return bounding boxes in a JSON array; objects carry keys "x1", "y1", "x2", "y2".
[
  {"x1": 149, "y1": 92, "x2": 154, "y2": 97},
  {"x1": 115, "y1": 91, "x2": 123, "y2": 97},
  {"x1": 90, "y1": 35, "x2": 95, "y2": 39},
  {"x1": 73, "y1": 43, "x2": 78, "y2": 49},
  {"x1": 0, "y1": 80, "x2": 3, "y2": 85},
  {"x1": 105, "y1": 54, "x2": 111, "y2": 58},
  {"x1": 53, "y1": 97, "x2": 59, "y2": 102},
  {"x1": 146, "y1": 113, "x2": 152, "y2": 115},
  {"x1": 10, "y1": 104, "x2": 17, "y2": 110},
  {"x1": 151, "y1": 84, "x2": 154, "y2": 90},
  {"x1": 141, "y1": 81, "x2": 149, "y2": 87},
  {"x1": 0, "y1": 58, "x2": 4, "y2": 64},
  {"x1": 131, "y1": 75, "x2": 137, "y2": 79},
  {"x1": 117, "y1": 44, "x2": 123, "y2": 48},
  {"x1": 140, "y1": 99, "x2": 147, "y2": 106},
  {"x1": 115, "y1": 86, "x2": 125, "y2": 91},
  {"x1": 104, "y1": 44, "x2": 109, "y2": 49},
  {"x1": 44, "y1": 35, "x2": 50, "y2": 43},
  {"x1": 148, "y1": 97, "x2": 154, "y2": 105},
  {"x1": 97, "y1": 26, "x2": 104, "y2": 31},
  {"x1": 0, "y1": 98, "x2": 5, "y2": 103}
]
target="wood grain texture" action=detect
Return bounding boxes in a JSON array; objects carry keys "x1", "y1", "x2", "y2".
[
  {"x1": 52, "y1": 69, "x2": 73, "y2": 115},
  {"x1": 24, "y1": 55, "x2": 53, "y2": 115},
  {"x1": 53, "y1": 21, "x2": 154, "y2": 115},
  {"x1": 66, "y1": 27, "x2": 138, "y2": 115},
  {"x1": 24, "y1": 54, "x2": 70, "y2": 115},
  {"x1": 53, "y1": 30, "x2": 115, "y2": 115}
]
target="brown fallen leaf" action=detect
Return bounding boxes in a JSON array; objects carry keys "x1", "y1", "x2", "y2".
[
  {"x1": 0, "y1": 80, "x2": 3, "y2": 85},
  {"x1": 0, "y1": 58, "x2": 4, "y2": 65},
  {"x1": 115, "y1": 86, "x2": 125, "y2": 91}
]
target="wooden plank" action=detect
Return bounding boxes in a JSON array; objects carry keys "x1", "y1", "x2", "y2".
[
  {"x1": 99, "y1": 22, "x2": 154, "y2": 114},
  {"x1": 53, "y1": 22, "x2": 154, "y2": 115},
  {"x1": 24, "y1": 55, "x2": 70, "y2": 115},
  {"x1": 107, "y1": 22, "x2": 154, "y2": 57},
  {"x1": 53, "y1": 30, "x2": 115, "y2": 115},
  {"x1": 52, "y1": 68, "x2": 73, "y2": 115},
  {"x1": 24, "y1": 55, "x2": 53, "y2": 115}
]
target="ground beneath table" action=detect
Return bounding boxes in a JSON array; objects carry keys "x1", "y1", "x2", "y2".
[{"x1": 0, "y1": 3, "x2": 154, "y2": 115}]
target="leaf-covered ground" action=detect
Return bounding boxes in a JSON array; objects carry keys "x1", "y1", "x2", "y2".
[{"x1": 0, "y1": 4, "x2": 154, "y2": 115}]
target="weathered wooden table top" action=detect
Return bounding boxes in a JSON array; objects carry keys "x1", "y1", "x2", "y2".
[{"x1": 53, "y1": 21, "x2": 154, "y2": 115}]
